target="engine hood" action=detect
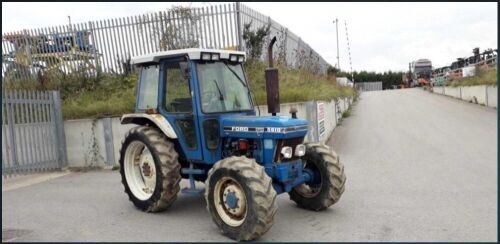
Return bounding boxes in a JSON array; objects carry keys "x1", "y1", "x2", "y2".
[{"x1": 221, "y1": 115, "x2": 309, "y2": 139}]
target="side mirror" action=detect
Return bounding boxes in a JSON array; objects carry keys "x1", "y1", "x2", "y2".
[{"x1": 179, "y1": 61, "x2": 190, "y2": 79}]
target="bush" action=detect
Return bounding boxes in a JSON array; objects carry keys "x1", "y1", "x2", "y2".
[
  {"x1": 242, "y1": 21, "x2": 271, "y2": 59},
  {"x1": 449, "y1": 67, "x2": 497, "y2": 87},
  {"x1": 244, "y1": 59, "x2": 355, "y2": 105},
  {"x1": 61, "y1": 73, "x2": 137, "y2": 119},
  {"x1": 342, "y1": 108, "x2": 351, "y2": 118},
  {"x1": 4, "y1": 59, "x2": 355, "y2": 120}
]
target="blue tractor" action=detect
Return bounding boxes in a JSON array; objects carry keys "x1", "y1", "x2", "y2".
[{"x1": 119, "y1": 38, "x2": 346, "y2": 241}]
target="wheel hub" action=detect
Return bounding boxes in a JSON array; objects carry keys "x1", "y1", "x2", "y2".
[
  {"x1": 223, "y1": 185, "x2": 243, "y2": 215},
  {"x1": 124, "y1": 141, "x2": 157, "y2": 200},
  {"x1": 295, "y1": 160, "x2": 322, "y2": 198},
  {"x1": 214, "y1": 177, "x2": 247, "y2": 227},
  {"x1": 224, "y1": 191, "x2": 238, "y2": 209},
  {"x1": 139, "y1": 152, "x2": 155, "y2": 179},
  {"x1": 141, "y1": 162, "x2": 152, "y2": 178}
]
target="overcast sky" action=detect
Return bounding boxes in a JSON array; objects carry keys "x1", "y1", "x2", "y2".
[{"x1": 2, "y1": 2, "x2": 497, "y2": 72}]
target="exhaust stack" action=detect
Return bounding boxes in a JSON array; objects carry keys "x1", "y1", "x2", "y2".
[{"x1": 265, "y1": 36, "x2": 279, "y2": 116}]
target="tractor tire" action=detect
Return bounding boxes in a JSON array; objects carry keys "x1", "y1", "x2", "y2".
[
  {"x1": 119, "y1": 126, "x2": 181, "y2": 212},
  {"x1": 205, "y1": 156, "x2": 278, "y2": 241},
  {"x1": 289, "y1": 143, "x2": 346, "y2": 211}
]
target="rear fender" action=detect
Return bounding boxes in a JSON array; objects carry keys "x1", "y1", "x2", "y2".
[{"x1": 121, "y1": 113, "x2": 177, "y2": 139}]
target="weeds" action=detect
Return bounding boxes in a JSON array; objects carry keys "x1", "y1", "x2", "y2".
[
  {"x1": 449, "y1": 67, "x2": 497, "y2": 87},
  {"x1": 4, "y1": 59, "x2": 354, "y2": 120},
  {"x1": 244, "y1": 59, "x2": 355, "y2": 105},
  {"x1": 342, "y1": 108, "x2": 351, "y2": 118}
]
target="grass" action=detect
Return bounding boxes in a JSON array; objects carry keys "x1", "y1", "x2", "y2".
[
  {"x1": 342, "y1": 108, "x2": 351, "y2": 118},
  {"x1": 449, "y1": 67, "x2": 497, "y2": 87},
  {"x1": 244, "y1": 60, "x2": 356, "y2": 105},
  {"x1": 4, "y1": 72, "x2": 137, "y2": 120},
  {"x1": 60, "y1": 73, "x2": 138, "y2": 120},
  {"x1": 4, "y1": 59, "x2": 355, "y2": 120}
]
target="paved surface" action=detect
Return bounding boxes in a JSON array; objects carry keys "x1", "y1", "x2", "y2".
[
  {"x1": 2, "y1": 88, "x2": 497, "y2": 242},
  {"x1": 2, "y1": 171, "x2": 70, "y2": 192}
]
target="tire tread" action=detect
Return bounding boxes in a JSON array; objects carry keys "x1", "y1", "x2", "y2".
[{"x1": 119, "y1": 126, "x2": 181, "y2": 212}]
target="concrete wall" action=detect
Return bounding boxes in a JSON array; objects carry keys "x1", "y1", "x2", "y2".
[
  {"x1": 322, "y1": 100, "x2": 338, "y2": 143},
  {"x1": 110, "y1": 119, "x2": 135, "y2": 167},
  {"x1": 64, "y1": 117, "x2": 137, "y2": 168},
  {"x1": 432, "y1": 85, "x2": 497, "y2": 108},
  {"x1": 63, "y1": 98, "x2": 353, "y2": 168},
  {"x1": 64, "y1": 119, "x2": 107, "y2": 168},
  {"x1": 433, "y1": 86, "x2": 445, "y2": 95},
  {"x1": 461, "y1": 85, "x2": 487, "y2": 105},
  {"x1": 444, "y1": 86, "x2": 461, "y2": 99},
  {"x1": 487, "y1": 86, "x2": 497, "y2": 107}
]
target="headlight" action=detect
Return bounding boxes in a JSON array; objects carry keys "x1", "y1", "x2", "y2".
[
  {"x1": 201, "y1": 52, "x2": 211, "y2": 60},
  {"x1": 229, "y1": 54, "x2": 238, "y2": 62},
  {"x1": 281, "y1": 146, "x2": 293, "y2": 159},
  {"x1": 238, "y1": 55, "x2": 245, "y2": 62},
  {"x1": 211, "y1": 53, "x2": 220, "y2": 61},
  {"x1": 295, "y1": 144, "x2": 306, "y2": 157}
]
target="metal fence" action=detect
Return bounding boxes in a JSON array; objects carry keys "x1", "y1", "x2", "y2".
[
  {"x1": 2, "y1": 89, "x2": 67, "y2": 177},
  {"x1": 2, "y1": 3, "x2": 330, "y2": 83},
  {"x1": 356, "y1": 81, "x2": 383, "y2": 91},
  {"x1": 431, "y1": 55, "x2": 498, "y2": 87}
]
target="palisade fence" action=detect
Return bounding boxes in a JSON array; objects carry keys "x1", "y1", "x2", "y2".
[
  {"x1": 356, "y1": 81, "x2": 383, "y2": 91},
  {"x1": 2, "y1": 89, "x2": 67, "y2": 177},
  {"x1": 2, "y1": 2, "x2": 330, "y2": 83}
]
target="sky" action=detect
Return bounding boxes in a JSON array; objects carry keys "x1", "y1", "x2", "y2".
[{"x1": 2, "y1": 2, "x2": 497, "y2": 72}]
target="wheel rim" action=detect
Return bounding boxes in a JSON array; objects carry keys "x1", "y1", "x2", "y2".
[
  {"x1": 214, "y1": 177, "x2": 247, "y2": 227},
  {"x1": 124, "y1": 141, "x2": 157, "y2": 201},
  {"x1": 295, "y1": 160, "x2": 322, "y2": 198}
]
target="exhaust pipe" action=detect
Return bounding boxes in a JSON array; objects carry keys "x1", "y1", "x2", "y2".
[
  {"x1": 265, "y1": 36, "x2": 279, "y2": 116},
  {"x1": 268, "y1": 36, "x2": 276, "y2": 68}
]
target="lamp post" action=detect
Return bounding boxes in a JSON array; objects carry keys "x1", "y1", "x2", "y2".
[
  {"x1": 333, "y1": 18, "x2": 340, "y2": 70},
  {"x1": 68, "y1": 15, "x2": 76, "y2": 48}
]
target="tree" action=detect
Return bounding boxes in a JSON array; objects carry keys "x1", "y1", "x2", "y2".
[
  {"x1": 242, "y1": 21, "x2": 271, "y2": 59},
  {"x1": 335, "y1": 69, "x2": 405, "y2": 89},
  {"x1": 327, "y1": 65, "x2": 340, "y2": 76},
  {"x1": 143, "y1": 6, "x2": 200, "y2": 51}
]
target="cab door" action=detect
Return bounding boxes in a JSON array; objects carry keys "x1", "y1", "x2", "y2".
[{"x1": 158, "y1": 58, "x2": 203, "y2": 161}]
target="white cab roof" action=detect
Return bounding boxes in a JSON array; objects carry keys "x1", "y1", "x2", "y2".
[{"x1": 131, "y1": 48, "x2": 246, "y2": 65}]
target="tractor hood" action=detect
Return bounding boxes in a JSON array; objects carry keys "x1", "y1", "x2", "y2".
[{"x1": 221, "y1": 115, "x2": 309, "y2": 139}]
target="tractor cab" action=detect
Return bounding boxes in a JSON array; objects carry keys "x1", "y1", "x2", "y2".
[{"x1": 119, "y1": 42, "x2": 345, "y2": 241}]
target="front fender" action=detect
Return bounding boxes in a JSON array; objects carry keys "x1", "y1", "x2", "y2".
[{"x1": 121, "y1": 113, "x2": 177, "y2": 139}]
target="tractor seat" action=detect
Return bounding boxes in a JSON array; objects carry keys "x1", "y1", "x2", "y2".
[{"x1": 169, "y1": 98, "x2": 192, "y2": 112}]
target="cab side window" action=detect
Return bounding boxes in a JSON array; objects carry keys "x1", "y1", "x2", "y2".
[
  {"x1": 137, "y1": 65, "x2": 159, "y2": 110},
  {"x1": 164, "y1": 62, "x2": 192, "y2": 113},
  {"x1": 164, "y1": 61, "x2": 197, "y2": 150}
]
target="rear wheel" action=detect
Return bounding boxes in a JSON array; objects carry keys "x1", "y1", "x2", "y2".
[
  {"x1": 289, "y1": 143, "x2": 346, "y2": 211},
  {"x1": 205, "y1": 156, "x2": 277, "y2": 241},
  {"x1": 119, "y1": 126, "x2": 181, "y2": 212}
]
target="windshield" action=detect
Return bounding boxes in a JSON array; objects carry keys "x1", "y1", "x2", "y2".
[{"x1": 197, "y1": 61, "x2": 253, "y2": 113}]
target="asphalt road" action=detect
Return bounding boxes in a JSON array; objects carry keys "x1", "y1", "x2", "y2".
[{"x1": 2, "y1": 88, "x2": 497, "y2": 242}]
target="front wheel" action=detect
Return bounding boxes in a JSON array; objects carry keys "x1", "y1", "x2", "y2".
[
  {"x1": 289, "y1": 143, "x2": 346, "y2": 211},
  {"x1": 205, "y1": 156, "x2": 277, "y2": 241}
]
